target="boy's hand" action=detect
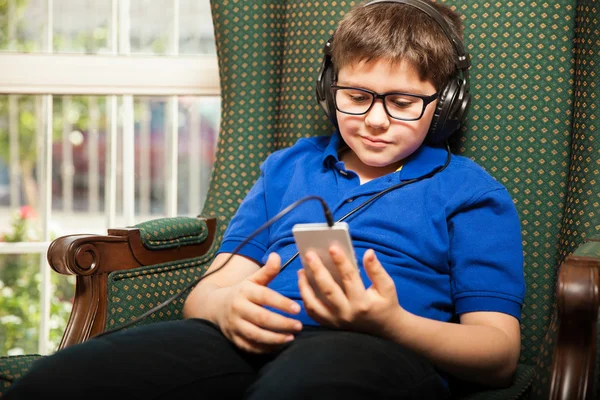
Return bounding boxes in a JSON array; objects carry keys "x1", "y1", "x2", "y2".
[
  {"x1": 298, "y1": 246, "x2": 404, "y2": 336},
  {"x1": 214, "y1": 253, "x2": 302, "y2": 353}
]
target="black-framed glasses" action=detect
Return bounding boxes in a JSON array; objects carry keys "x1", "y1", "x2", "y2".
[{"x1": 330, "y1": 85, "x2": 438, "y2": 121}]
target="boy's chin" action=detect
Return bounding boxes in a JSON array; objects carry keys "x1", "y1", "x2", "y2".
[{"x1": 356, "y1": 156, "x2": 403, "y2": 171}]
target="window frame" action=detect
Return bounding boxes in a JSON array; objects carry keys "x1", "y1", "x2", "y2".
[{"x1": 0, "y1": 0, "x2": 220, "y2": 355}]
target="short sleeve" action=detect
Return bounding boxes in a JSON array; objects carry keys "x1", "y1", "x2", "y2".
[
  {"x1": 449, "y1": 187, "x2": 526, "y2": 320},
  {"x1": 217, "y1": 163, "x2": 270, "y2": 265}
]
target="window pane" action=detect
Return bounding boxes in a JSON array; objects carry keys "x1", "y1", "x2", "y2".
[
  {"x1": 0, "y1": 0, "x2": 216, "y2": 55},
  {"x1": 51, "y1": 95, "x2": 108, "y2": 224},
  {"x1": 0, "y1": 0, "x2": 112, "y2": 54},
  {"x1": 0, "y1": 95, "x2": 44, "y2": 239},
  {"x1": 129, "y1": 0, "x2": 216, "y2": 55},
  {"x1": 0, "y1": 94, "x2": 107, "y2": 238},
  {"x1": 0, "y1": 253, "x2": 75, "y2": 354},
  {"x1": 133, "y1": 96, "x2": 220, "y2": 219},
  {"x1": 129, "y1": 0, "x2": 171, "y2": 55},
  {"x1": 179, "y1": 0, "x2": 216, "y2": 55},
  {"x1": 0, "y1": 0, "x2": 48, "y2": 53},
  {"x1": 52, "y1": 0, "x2": 112, "y2": 54},
  {"x1": 176, "y1": 96, "x2": 219, "y2": 215}
]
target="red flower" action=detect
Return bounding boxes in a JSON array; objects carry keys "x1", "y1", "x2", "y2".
[{"x1": 19, "y1": 206, "x2": 37, "y2": 220}]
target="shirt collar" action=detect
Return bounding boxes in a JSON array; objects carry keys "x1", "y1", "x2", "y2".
[
  {"x1": 399, "y1": 144, "x2": 449, "y2": 180},
  {"x1": 322, "y1": 130, "x2": 344, "y2": 167},
  {"x1": 322, "y1": 130, "x2": 449, "y2": 180}
]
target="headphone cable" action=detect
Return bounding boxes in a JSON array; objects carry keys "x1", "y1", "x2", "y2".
[
  {"x1": 278, "y1": 142, "x2": 452, "y2": 271},
  {"x1": 95, "y1": 196, "x2": 333, "y2": 338},
  {"x1": 96, "y1": 143, "x2": 451, "y2": 337}
]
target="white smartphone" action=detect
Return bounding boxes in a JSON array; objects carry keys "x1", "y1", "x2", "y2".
[{"x1": 292, "y1": 222, "x2": 358, "y2": 289}]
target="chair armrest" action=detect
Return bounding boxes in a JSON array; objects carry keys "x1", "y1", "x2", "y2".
[
  {"x1": 47, "y1": 217, "x2": 217, "y2": 350},
  {"x1": 551, "y1": 238, "x2": 600, "y2": 400}
]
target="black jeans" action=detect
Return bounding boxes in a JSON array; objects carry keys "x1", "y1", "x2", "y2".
[{"x1": 4, "y1": 319, "x2": 449, "y2": 399}]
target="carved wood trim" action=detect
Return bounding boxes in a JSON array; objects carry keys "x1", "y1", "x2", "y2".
[
  {"x1": 47, "y1": 218, "x2": 217, "y2": 350},
  {"x1": 550, "y1": 245, "x2": 600, "y2": 400}
]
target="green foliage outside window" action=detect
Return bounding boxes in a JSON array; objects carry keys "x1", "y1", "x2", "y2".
[{"x1": 0, "y1": 207, "x2": 75, "y2": 355}]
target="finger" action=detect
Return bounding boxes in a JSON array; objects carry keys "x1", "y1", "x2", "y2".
[
  {"x1": 232, "y1": 332, "x2": 286, "y2": 354},
  {"x1": 297, "y1": 269, "x2": 336, "y2": 322},
  {"x1": 328, "y1": 244, "x2": 365, "y2": 300},
  {"x1": 244, "y1": 284, "x2": 301, "y2": 316},
  {"x1": 303, "y1": 250, "x2": 346, "y2": 306},
  {"x1": 249, "y1": 252, "x2": 281, "y2": 286},
  {"x1": 235, "y1": 318, "x2": 295, "y2": 348},
  {"x1": 242, "y1": 301, "x2": 303, "y2": 333},
  {"x1": 363, "y1": 249, "x2": 396, "y2": 295}
]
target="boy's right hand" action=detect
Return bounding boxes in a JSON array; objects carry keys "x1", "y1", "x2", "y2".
[{"x1": 213, "y1": 253, "x2": 303, "y2": 353}]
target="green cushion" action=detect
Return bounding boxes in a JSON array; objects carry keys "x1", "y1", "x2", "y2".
[
  {"x1": 573, "y1": 239, "x2": 600, "y2": 258},
  {"x1": 134, "y1": 217, "x2": 209, "y2": 250},
  {"x1": 0, "y1": 355, "x2": 43, "y2": 395},
  {"x1": 453, "y1": 363, "x2": 535, "y2": 400}
]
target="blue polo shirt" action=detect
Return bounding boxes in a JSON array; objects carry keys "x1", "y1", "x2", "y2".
[{"x1": 219, "y1": 132, "x2": 525, "y2": 326}]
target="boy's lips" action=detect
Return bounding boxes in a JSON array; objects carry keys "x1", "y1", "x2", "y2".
[{"x1": 360, "y1": 135, "x2": 391, "y2": 147}]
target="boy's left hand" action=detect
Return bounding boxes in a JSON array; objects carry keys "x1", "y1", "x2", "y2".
[{"x1": 297, "y1": 245, "x2": 404, "y2": 335}]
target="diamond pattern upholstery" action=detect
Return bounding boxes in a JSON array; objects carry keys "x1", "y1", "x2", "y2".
[
  {"x1": 0, "y1": 355, "x2": 43, "y2": 395},
  {"x1": 135, "y1": 217, "x2": 209, "y2": 250}
]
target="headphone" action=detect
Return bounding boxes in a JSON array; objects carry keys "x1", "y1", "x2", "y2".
[{"x1": 315, "y1": 0, "x2": 471, "y2": 145}]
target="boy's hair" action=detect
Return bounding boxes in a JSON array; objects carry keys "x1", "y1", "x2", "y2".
[{"x1": 331, "y1": 0, "x2": 464, "y2": 91}]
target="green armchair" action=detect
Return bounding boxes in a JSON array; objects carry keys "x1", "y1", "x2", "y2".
[{"x1": 1, "y1": 0, "x2": 599, "y2": 399}]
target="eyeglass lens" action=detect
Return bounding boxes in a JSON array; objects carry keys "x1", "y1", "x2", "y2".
[{"x1": 334, "y1": 88, "x2": 427, "y2": 120}]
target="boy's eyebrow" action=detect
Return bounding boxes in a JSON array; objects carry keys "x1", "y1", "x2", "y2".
[{"x1": 336, "y1": 81, "x2": 434, "y2": 95}]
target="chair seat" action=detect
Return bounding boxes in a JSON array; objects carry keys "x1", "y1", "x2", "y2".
[
  {"x1": 0, "y1": 352, "x2": 534, "y2": 400},
  {"x1": 0, "y1": 354, "x2": 43, "y2": 392},
  {"x1": 452, "y1": 364, "x2": 535, "y2": 400}
]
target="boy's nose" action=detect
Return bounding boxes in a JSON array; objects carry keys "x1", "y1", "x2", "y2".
[{"x1": 364, "y1": 99, "x2": 390, "y2": 129}]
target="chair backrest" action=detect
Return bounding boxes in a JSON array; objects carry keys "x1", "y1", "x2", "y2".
[{"x1": 203, "y1": 0, "x2": 599, "y2": 377}]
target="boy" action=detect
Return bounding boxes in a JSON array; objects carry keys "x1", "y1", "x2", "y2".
[{"x1": 5, "y1": 1, "x2": 525, "y2": 399}]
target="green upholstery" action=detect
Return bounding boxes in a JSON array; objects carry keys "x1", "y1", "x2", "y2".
[
  {"x1": 135, "y1": 217, "x2": 209, "y2": 250},
  {"x1": 105, "y1": 252, "x2": 214, "y2": 329},
  {"x1": 1, "y1": 0, "x2": 599, "y2": 398},
  {"x1": 561, "y1": 0, "x2": 600, "y2": 260},
  {"x1": 528, "y1": 1, "x2": 600, "y2": 397},
  {"x1": 451, "y1": 364, "x2": 536, "y2": 400},
  {"x1": 106, "y1": 217, "x2": 214, "y2": 329},
  {"x1": 0, "y1": 355, "x2": 43, "y2": 394}
]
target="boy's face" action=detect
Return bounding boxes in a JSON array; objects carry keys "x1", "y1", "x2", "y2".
[{"x1": 336, "y1": 59, "x2": 438, "y2": 171}]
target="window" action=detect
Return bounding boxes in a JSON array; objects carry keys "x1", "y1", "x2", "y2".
[{"x1": 0, "y1": 0, "x2": 220, "y2": 355}]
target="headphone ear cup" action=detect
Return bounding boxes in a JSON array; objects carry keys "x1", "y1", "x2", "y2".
[
  {"x1": 315, "y1": 39, "x2": 338, "y2": 128},
  {"x1": 427, "y1": 78, "x2": 465, "y2": 145}
]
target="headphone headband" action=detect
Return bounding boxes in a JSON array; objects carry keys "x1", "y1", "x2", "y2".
[
  {"x1": 365, "y1": 0, "x2": 470, "y2": 70},
  {"x1": 316, "y1": 0, "x2": 472, "y2": 144}
]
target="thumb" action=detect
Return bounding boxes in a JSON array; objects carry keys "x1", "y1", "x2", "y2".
[
  {"x1": 363, "y1": 249, "x2": 396, "y2": 296},
  {"x1": 248, "y1": 252, "x2": 281, "y2": 286}
]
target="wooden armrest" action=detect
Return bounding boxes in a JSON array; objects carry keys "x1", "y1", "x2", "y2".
[
  {"x1": 551, "y1": 238, "x2": 600, "y2": 400},
  {"x1": 47, "y1": 218, "x2": 217, "y2": 350}
]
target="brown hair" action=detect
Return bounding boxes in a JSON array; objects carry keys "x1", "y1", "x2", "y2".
[{"x1": 331, "y1": 0, "x2": 464, "y2": 91}]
